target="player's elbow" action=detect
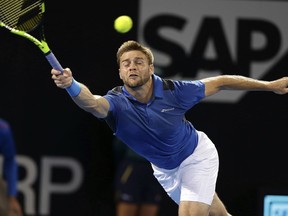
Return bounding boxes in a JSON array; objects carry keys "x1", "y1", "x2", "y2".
[{"x1": 205, "y1": 87, "x2": 221, "y2": 97}]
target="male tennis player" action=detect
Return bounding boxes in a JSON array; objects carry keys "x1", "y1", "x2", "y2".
[
  {"x1": 51, "y1": 40, "x2": 288, "y2": 216},
  {"x1": 0, "y1": 118, "x2": 23, "y2": 216}
]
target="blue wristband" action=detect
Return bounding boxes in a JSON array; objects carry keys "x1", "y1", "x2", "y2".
[{"x1": 65, "y1": 79, "x2": 81, "y2": 97}]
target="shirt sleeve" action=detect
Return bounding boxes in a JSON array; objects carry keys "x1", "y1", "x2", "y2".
[{"x1": 173, "y1": 80, "x2": 205, "y2": 109}]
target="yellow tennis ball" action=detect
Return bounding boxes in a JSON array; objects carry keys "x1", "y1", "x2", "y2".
[{"x1": 114, "y1": 15, "x2": 133, "y2": 33}]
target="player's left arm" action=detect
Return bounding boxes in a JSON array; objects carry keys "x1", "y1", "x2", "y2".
[{"x1": 201, "y1": 75, "x2": 288, "y2": 97}]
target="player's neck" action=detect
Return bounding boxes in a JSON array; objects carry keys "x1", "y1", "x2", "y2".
[{"x1": 126, "y1": 79, "x2": 154, "y2": 104}]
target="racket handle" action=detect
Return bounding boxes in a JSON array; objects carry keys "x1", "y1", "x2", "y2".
[
  {"x1": 45, "y1": 52, "x2": 64, "y2": 71},
  {"x1": 45, "y1": 52, "x2": 81, "y2": 97}
]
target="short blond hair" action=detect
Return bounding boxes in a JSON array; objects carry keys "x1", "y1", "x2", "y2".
[{"x1": 116, "y1": 40, "x2": 154, "y2": 66}]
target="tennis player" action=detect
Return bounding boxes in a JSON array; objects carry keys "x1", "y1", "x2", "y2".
[
  {"x1": 0, "y1": 118, "x2": 23, "y2": 216},
  {"x1": 51, "y1": 40, "x2": 288, "y2": 216}
]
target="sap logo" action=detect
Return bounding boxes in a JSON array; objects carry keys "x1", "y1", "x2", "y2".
[
  {"x1": 144, "y1": 16, "x2": 280, "y2": 78},
  {"x1": 139, "y1": 0, "x2": 288, "y2": 102}
]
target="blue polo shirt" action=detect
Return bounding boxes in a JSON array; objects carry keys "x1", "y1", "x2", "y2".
[{"x1": 104, "y1": 74, "x2": 205, "y2": 169}]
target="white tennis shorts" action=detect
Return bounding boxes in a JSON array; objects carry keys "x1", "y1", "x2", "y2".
[{"x1": 151, "y1": 130, "x2": 219, "y2": 205}]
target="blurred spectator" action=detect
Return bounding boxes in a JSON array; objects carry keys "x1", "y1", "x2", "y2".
[
  {"x1": 113, "y1": 136, "x2": 163, "y2": 216},
  {"x1": 0, "y1": 118, "x2": 23, "y2": 216}
]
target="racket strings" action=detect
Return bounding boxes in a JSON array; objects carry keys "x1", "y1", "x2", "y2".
[{"x1": 0, "y1": 0, "x2": 43, "y2": 32}]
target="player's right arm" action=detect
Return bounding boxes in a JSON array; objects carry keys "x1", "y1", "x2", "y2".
[{"x1": 51, "y1": 68, "x2": 110, "y2": 118}]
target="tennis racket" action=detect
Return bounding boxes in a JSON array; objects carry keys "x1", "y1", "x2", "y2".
[{"x1": 0, "y1": 0, "x2": 63, "y2": 71}]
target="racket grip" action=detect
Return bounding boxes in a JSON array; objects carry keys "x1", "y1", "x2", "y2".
[
  {"x1": 45, "y1": 52, "x2": 64, "y2": 71},
  {"x1": 45, "y1": 52, "x2": 81, "y2": 97}
]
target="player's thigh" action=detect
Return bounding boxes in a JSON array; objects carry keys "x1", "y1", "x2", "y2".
[
  {"x1": 179, "y1": 134, "x2": 219, "y2": 205},
  {"x1": 179, "y1": 200, "x2": 210, "y2": 216},
  {"x1": 209, "y1": 193, "x2": 229, "y2": 216}
]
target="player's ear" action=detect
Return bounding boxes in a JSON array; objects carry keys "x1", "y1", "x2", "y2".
[
  {"x1": 119, "y1": 69, "x2": 123, "y2": 80},
  {"x1": 149, "y1": 64, "x2": 154, "y2": 75}
]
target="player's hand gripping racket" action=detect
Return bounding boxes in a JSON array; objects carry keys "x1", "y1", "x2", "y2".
[{"x1": 0, "y1": 0, "x2": 80, "y2": 96}]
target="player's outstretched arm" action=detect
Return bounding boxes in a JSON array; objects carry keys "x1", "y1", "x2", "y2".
[
  {"x1": 201, "y1": 75, "x2": 288, "y2": 97},
  {"x1": 51, "y1": 68, "x2": 110, "y2": 118}
]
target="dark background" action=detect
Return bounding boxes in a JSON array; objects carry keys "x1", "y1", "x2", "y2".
[{"x1": 0, "y1": 0, "x2": 287, "y2": 216}]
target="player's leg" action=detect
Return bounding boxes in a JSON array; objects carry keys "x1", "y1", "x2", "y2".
[
  {"x1": 152, "y1": 131, "x2": 230, "y2": 216},
  {"x1": 209, "y1": 193, "x2": 232, "y2": 216},
  {"x1": 178, "y1": 193, "x2": 232, "y2": 216},
  {"x1": 179, "y1": 200, "x2": 210, "y2": 215},
  {"x1": 178, "y1": 197, "x2": 232, "y2": 216},
  {"x1": 177, "y1": 131, "x2": 220, "y2": 216}
]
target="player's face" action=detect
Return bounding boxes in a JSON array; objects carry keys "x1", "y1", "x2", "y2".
[{"x1": 119, "y1": 50, "x2": 154, "y2": 88}]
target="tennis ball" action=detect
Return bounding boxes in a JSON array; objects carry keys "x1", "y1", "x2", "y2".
[{"x1": 114, "y1": 15, "x2": 133, "y2": 33}]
